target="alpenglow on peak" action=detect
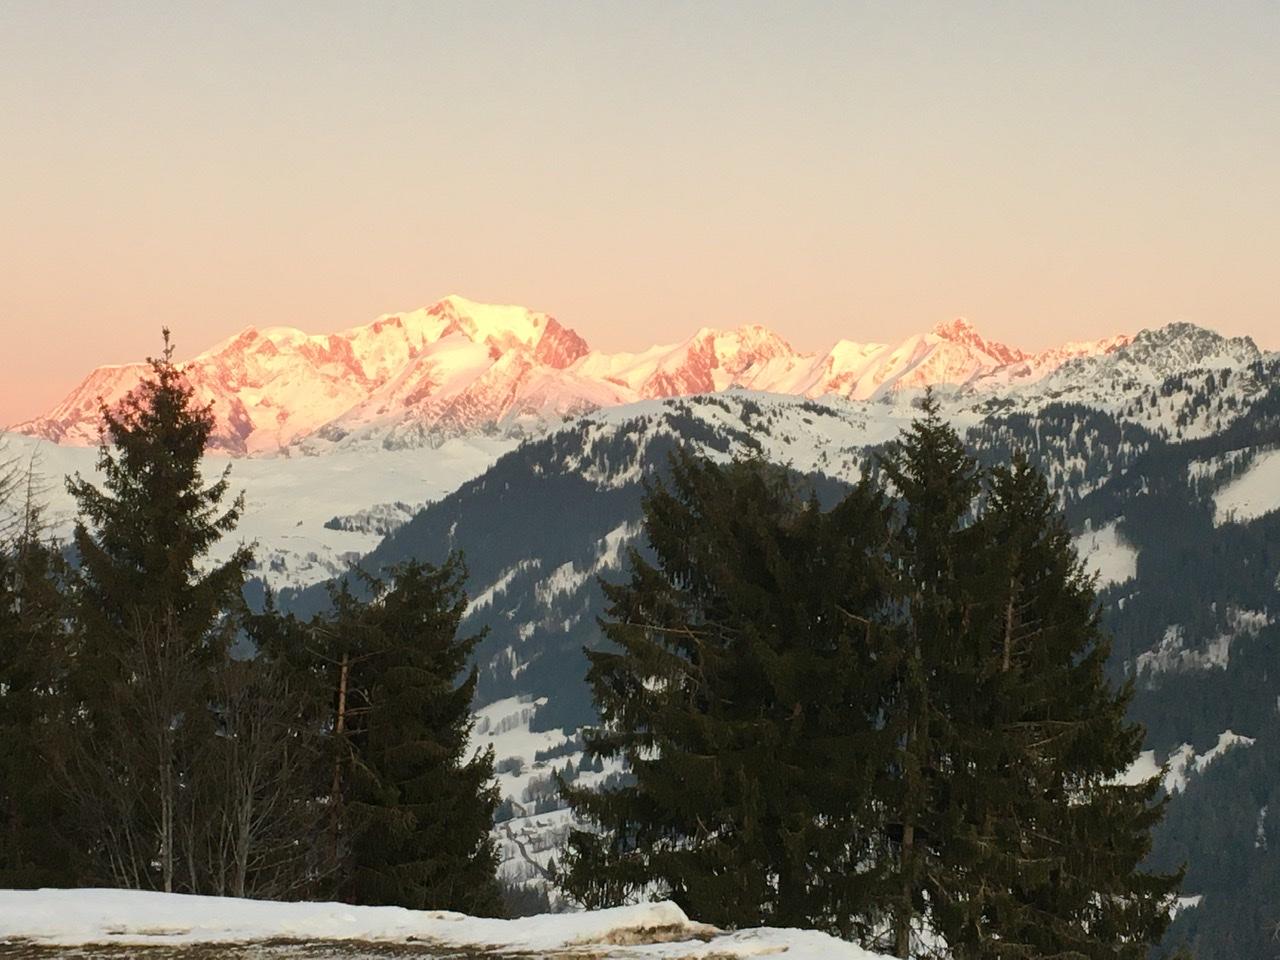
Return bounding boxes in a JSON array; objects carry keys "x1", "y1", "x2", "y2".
[{"x1": 19, "y1": 296, "x2": 1246, "y2": 457}]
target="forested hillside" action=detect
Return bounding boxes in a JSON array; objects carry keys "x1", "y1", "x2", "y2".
[{"x1": 284, "y1": 355, "x2": 1280, "y2": 956}]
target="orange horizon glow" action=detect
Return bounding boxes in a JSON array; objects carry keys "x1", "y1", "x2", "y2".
[{"x1": 2, "y1": 2, "x2": 1277, "y2": 425}]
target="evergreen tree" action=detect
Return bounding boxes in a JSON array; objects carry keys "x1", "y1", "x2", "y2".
[
  {"x1": 561, "y1": 453, "x2": 894, "y2": 936},
  {"x1": 0, "y1": 465, "x2": 77, "y2": 886},
  {"x1": 875, "y1": 398, "x2": 1178, "y2": 957},
  {"x1": 63, "y1": 329, "x2": 251, "y2": 891},
  {"x1": 935, "y1": 455, "x2": 1180, "y2": 958},
  {"x1": 565, "y1": 397, "x2": 1178, "y2": 958},
  {"x1": 325, "y1": 558, "x2": 502, "y2": 915},
  {"x1": 874, "y1": 390, "x2": 985, "y2": 956}
]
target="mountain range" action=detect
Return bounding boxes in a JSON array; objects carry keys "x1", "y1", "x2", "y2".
[
  {"x1": 14, "y1": 295, "x2": 1150, "y2": 455},
  {"x1": 6, "y1": 299, "x2": 1279, "y2": 955}
]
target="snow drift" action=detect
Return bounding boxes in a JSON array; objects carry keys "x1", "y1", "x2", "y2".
[{"x1": 0, "y1": 888, "x2": 888, "y2": 959}]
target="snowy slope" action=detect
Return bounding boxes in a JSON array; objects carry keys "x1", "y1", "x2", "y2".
[
  {"x1": 1214, "y1": 447, "x2": 1280, "y2": 525},
  {"x1": 1121, "y1": 730, "x2": 1257, "y2": 796},
  {"x1": 1073, "y1": 521, "x2": 1139, "y2": 587},
  {"x1": 0, "y1": 889, "x2": 887, "y2": 959}
]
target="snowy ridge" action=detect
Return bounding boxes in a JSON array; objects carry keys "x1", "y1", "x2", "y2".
[{"x1": 976, "y1": 323, "x2": 1261, "y2": 417}]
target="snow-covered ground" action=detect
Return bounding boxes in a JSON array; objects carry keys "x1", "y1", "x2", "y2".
[
  {"x1": 0, "y1": 888, "x2": 887, "y2": 959},
  {"x1": 468, "y1": 696, "x2": 627, "y2": 898},
  {"x1": 1073, "y1": 520, "x2": 1139, "y2": 588},
  {"x1": 1134, "y1": 610, "x2": 1271, "y2": 677},
  {"x1": 1120, "y1": 728, "x2": 1256, "y2": 795},
  {"x1": 1214, "y1": 447, "x2": 1280, "y2": 526},
  {"x1": 0, "y1": 431, "x2": 516, "y2": 589}
]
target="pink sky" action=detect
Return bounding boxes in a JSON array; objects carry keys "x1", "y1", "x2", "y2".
[{"x1": 2, "y1": 2, "x2": 1277, "y2": 425}]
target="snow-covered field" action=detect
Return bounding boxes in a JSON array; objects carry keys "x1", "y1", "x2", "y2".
[
  {"x1": 1073, "y1": 521, "x2": 1139, "y2": 588},
  {"x1": 468, "y1": 697, "x2": 625, "y2": 898},
  {"x1": 1213, "y1": 447, "x2": 1280, "y2": 526},
  {"x1": 0, "y1": 432, "x2": 516, "y2": 589},
  {"x1": 0, "y1": 889, "x2": 886, "y2": 959}
]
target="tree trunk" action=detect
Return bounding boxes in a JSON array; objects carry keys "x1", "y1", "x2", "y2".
[
  {"x1": 895, "y1": 707, "x2": 921, "y2": 959},
  {"x1": 234, "y1": 795, "x2": 251, "y2": 898},
  {"x1": 329, "y1": 653, "x2": 350, "y2": 868},
  {"x1": 896, "y1": 822, "x2": 914, "y2": 958},
  {"x1": 159, "y1": 741, "x2": 174, "y2": 893},
  {"x1": 1002, "y1": 577, "x2": 1016, "y2": 673}
]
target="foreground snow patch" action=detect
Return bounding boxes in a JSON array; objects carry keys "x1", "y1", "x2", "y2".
[{"x1": 0, "y1": 889, "x2": 887, "y2": 959}]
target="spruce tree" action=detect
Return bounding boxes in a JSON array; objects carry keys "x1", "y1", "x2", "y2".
[
  {"x1": 874, "y1": 401, "x2": 1178, "y2": 957},
  {"x1": 0, "y1": 472, "x2": 77, "y2": 887},
  {"x1": 561, "y1": 452, "x2": 894, "y2": 936},
  {"x1": 64, "y1": 329, "x2": 251, "y2": 891},
  {"x1": 874, "y1": 390, "x2": 985, "y2": 956},
  {"x1": 565, "y1": 399, "x2": 1179, "y2": 958},
  {"x1": 326, "y1": 558, "x2": 502, "y2": 915},
  {"x1": 936, "y1": 455, "x2": 1180, "y2": 958}
]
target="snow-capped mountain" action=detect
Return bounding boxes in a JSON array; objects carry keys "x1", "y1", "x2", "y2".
[
  {"x1": 16, "y1": 297, "x2": 596, "y2": 455},
  {"x1": 15, "y1": 296, "x2": 1146, "y2": 455},
  {"x1": 976, "y1": 322, "x2": 1262, "y2": 411},
  {"x1": 8, "y1": 314, "x2": 1263, "y2": 596}
]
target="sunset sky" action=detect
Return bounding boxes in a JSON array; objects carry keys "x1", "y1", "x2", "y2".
[{"x1": 2, "y1": 1, "x2": 1277, "y2": 425}]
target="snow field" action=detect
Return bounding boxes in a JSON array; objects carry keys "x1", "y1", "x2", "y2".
[
  {"x1": 0, "y1": 888, "x2": 888, "y2": 958},
  {"x1": 1073, "y1": 521, "x2": 1138, "y2": 588},
  {"x1": 1213, "y1": 448, "x2": 1280, "y2": 526},
  {"x1": 0, "y1": 431, "x2": 516, "y2": 589}
]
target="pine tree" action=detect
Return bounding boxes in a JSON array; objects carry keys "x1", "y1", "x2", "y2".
[
  {"x1": 64, "y1": 329, "x2": 251, "y2": 891},
  {"x1": 874, "y1": 390, "x2": 985, "y2": 956},
  {"x1": 561, "y1": 452, "x2": 894, "y2": 936},
  {"x1": 935, "y1": 455, "x2": 1180, "y2": 958},
  {"x1": 564, "y1": 398, "x2": 1179, "y2": 958},
  {"x1": 874, "y1": 398, "x2": 1178, "y2": 957},
  {"x1": 326, "y1": 558, "x2": 502, "y2": 915},
  {"x1": 0, "y1": 465, "x2": 77, "y2": 887}
]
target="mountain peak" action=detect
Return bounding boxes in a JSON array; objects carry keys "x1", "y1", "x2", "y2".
[
  {"x1": 691, "y1": 323, "x2": 796, "y2": 354},
  {"x1": 425, "y1": 296, "x2": 549, "y2": 350},
  {"x1": 931, "y1": 317, "x2": 980, "y2": 340},
  {"x1": 929, "y1": 317, "x2": 1026, "y2": 365},
  {"x1": 1125, "y1": 322, "x2": 1261, "y2": 368}
]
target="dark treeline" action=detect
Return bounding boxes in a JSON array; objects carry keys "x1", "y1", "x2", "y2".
[
  {"x1": 0, "y1": 333, "x2": 502, "y2": 914},
  {"x1": 559, "y1": 396, "x2": 1182, "y2": 959}
]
